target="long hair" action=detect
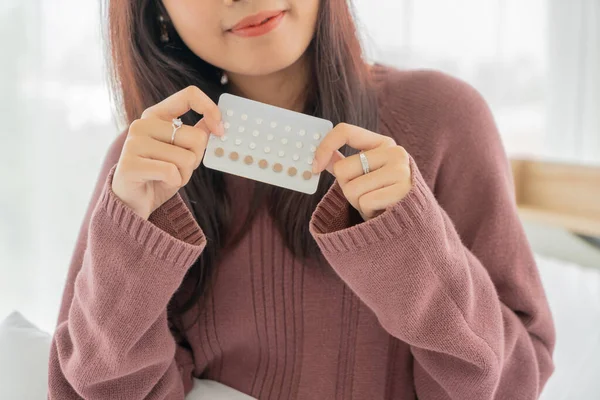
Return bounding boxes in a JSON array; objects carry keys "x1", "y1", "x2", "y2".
[{"x1": 105, "y1": 0, "x2": 379, "y2": 327}]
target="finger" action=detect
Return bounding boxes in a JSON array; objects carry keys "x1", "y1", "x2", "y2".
[
  {"x1": 131, "y1": 118, "x2": 210, "y2": 149},
  {"x1": 341, "y1": 165, "x2": 405, "y2": 205},
  {"x1": 131, "y1": 157, "x2": 183, "y2": 187},
  {"x1": 141, "y1": 85, "x2": 224, "y2": 136},
  {"x1": 323, "y1": 150, "x2": 345, "y2": 175},
  {"x1": 313, "y1": 123, "x2": 395, "y2": 173},
  {"x1": 329, "y1": 146, "x2": 401, "y2": 184},
  {"x1": 127, "y1": 135, "x2": 198, "y2": 182},
  {"x1": 358, "y1": 183, "x2": 411, "y2": 218}
]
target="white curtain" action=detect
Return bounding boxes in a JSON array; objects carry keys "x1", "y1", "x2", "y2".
[
  {"x1": 0, "y1": 0, "x2": 599, "y2": 334},
  {"x1": 547, "y1": 0, "x2": 600, "y2": 165}
]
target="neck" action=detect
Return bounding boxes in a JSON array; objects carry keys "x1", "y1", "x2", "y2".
[{"x1": 226, "y1": 55, "x2": 311, "y2": 112}]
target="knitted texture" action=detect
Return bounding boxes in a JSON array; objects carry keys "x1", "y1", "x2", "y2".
[{"x1": 48, "y1": 65, "x2": 555, "y2": 399}]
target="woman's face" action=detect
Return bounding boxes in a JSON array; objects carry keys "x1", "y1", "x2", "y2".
[{"x1": 162, "y1": 0, "x2": 320, "y2": 77}]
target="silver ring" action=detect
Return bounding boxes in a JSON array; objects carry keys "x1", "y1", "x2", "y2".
[
  {"x1": 359, "y1": 152, "x2": 370, "y2": 175},
  {"x1": 171, "y1": 118, "x2": 183, "y2": 145}
]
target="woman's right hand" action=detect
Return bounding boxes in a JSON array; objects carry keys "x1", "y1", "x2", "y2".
[{"x1": 112, "y1": 86, "x2": 225, "y2": 220}]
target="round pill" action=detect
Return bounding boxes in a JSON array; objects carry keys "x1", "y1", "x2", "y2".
[
  {"x1": 224, "y1": 122, "x2": 231, "y2": 129},
  {"x1": 215, "y1": 147, "x2": 225, "y2": 157},
  {"x1": 288, "y1": 167, "x2": 297, "y2": 177},
  {"x1": 220, "y1": 135, "x2": 228, "y2": 142},
  {"x1": 235, "y1": 138, "x2": 242, "y2": 145},
  {"x1": 307, "y1": 157, "x2": 313, "y2": 165},
  {"x1": 270, "y1": 122, "x2": 277, "y2": 128},
  {"x1": 281, "y1": 138, "x2": 288, "y2": 145},
  {"x1": 241, "y1": 114, "x2": 248, "y2": 120},
  {"x1": 285, "y1": 126, "x2": 292, "y2": 132},
  {"x1": 292, "y1": 154, "x2": 299, "y2": 161},
  {"x1": 299, "y1": 130, "x2": 306, "y2": 136},
  {"x1": 273, "y1": 163, "x2": 283, "y2": 173},
  {"x1": 310, "y1": 145, "x2": 316, "y2": 152},
  {"x1": 259, "y1": 159, "x2": 269, "y2": 169},
  {"x1": 302, "y1": 171, "x2": 312, "y2": 180},
  {"x1": 238, "y1": 126, "x2": 245, "y2": 133},
  {"x1": 278, "y1": 150, "x2": 285, "y2": 157},
  {"x1": 296, "y1": 142, "x2": 303, "y2": 149},
  {"x1": 244, "y1": 155, "x2": 253, "y2": 165},
  {"x1": 267, "y1": 134, "x2": 274, "y2": 141},
  {"x1": 252, "y1": 130, "x2": 259, "y2": 137},
  {"x1": 256, "y1": 118, "x2": 263, "y2": 125},
  {"x1": 226, "y1": 110, "x2": 234, "y2": 116},
  {"x1": 229, "y1": 152, "x2": 239, "y2": 161},
  {"x1": 313, "y1": 133, "x2": 321, "y2": 140},
  {"x1": 264, "y1": 147, "x2": 271, "y2": 153},
  {"x1": 249, "y1": 142, "x2": 256, "y2": 149}
]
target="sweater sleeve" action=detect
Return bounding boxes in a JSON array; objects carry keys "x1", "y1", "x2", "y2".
[
  {"x1": 48, "y1": 133, "x2": 206, "y2": 399},
  {"x1": 308, "y1": 74, "x2": 555, "y2": 399}
]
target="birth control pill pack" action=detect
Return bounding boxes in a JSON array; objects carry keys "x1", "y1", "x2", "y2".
[{"x1": 203, "y1": 93, "x2": 333, "y2": 194}]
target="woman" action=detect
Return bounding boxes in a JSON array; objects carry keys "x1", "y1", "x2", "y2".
[{"x1": 48, "y1": 0, "x2": 555, "y2": 399}]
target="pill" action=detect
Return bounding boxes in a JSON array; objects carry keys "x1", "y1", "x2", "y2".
[
  {"x1": 244, "y1": 155, "x2": 253, "y2": 165},
  {"x1": 273, "y1": 163, "x2": 283, "y2": 173},
  {"x1": 288, "y1": 167, "x2": 297, "y2": 177},
  {"x1": 264, "y1": 147, "x2": 271, "y2": 153},
  {"x1": 241, "y1": 114, "x2": 248, "y2": 120},
  {"x1": 235, "y1": 138, "x2": 242, "y2": 145},
  {"x1": 281, "y1": 138, "x2": 288, "y2": 145},
  {"x1": 220, "y1": 135, "x2": 228, "y2": 142},
  {"x1": 224, "y1": 122, "x2": 231, "y2": 129},
  {"x1": 252, "y1": 130, "x2": 259, "y2": 137},
  {"x1": 249, "y1": 142, "x2": 256, "y2": 149},
  {"x1": 267, "y1": 134, "x2": 274, "y2": 141},
  {"x1": 259, "y1": 159, "x2": 269, "y2": 169},
  {"x1": 299, "y1": 130, "x2": 306, "y2": 136},
  {"x1": 313, "y1": 133, "x2": 321, "y2": 140},
  {"x1": 296, "y1": 142, "x2": 303, "y2": 149},
  {"x1": 256, "y1": 118, "x2": 263, "y2": 125},
  {"x1": 278, "y1": 150, "x2": 285, "y2": 157},
  {"x1": 285, "y1": 126, "x2": 292, "y2": 132},
  {"x1": 303, "y1": 171, "x2": 312, "y2": 180},
  {"x1": 229, "y1": 151, "x2": 239, "y2": 161},
  {"x1": 215, "y1": 147, "x2": 225, "y2": 157},
  {"x1": 270, "y1": 122, "x2": 277, "y2": 128},
  {"x1": 292, "y1": 154, "x2": 299, "y2": 161},
  {"x1": 227, "y1": 110, "x2": 234, "y2": 116},
  {"x1": 238, "y1": 126, "x2": 245, "y2": 133}
]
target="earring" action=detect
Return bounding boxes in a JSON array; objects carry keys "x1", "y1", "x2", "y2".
[
  {"x1": 220, "y1": 72, "x2": 229, "y2": 85},
  {"x1": 158, "y1": 15, "x2": 169, "y2": 43}
]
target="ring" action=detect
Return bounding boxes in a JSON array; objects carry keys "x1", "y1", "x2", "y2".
[
  {"x1": 171, "y1": 118, "x2": 183, "y2": 145},
  {"x1": 359, "y1": 151, "x2": 370, "y2": 175}
]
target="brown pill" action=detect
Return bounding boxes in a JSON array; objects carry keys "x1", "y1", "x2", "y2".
[
  {"x1": 259, "y1": 159, "x2": 269, "y2": 169},
  {"x1": 288, "y1": 167, "x2": 297, "y2": 177},
  {"x1": 303, "y1": 171, "x2": 313, "y2": 180},
  {"x1": 244, "y1": 155, "x2": 253, "y2": 165},
  {"x1": 229, "y1": 151, "x2": 239, "y2": 161},
  {"x1": 215, "y1": 147, "x2": 225, "y2": 157},
  {"x1": 273, "y1": 163, "x2": 283, "y2": 173}
]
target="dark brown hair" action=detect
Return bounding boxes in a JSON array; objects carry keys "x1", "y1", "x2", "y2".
[{"x1": 105, "y1": 0, "x2": 379, "y2": 324}]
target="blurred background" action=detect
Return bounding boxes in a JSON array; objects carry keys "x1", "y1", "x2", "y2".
[{"x1": 1, "y1": 0, "x2": 599, "y2": 397}]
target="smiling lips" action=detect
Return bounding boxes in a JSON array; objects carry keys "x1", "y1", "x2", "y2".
[{"x1": 229, "y1": 10, "x2": 286, "y2": 37}]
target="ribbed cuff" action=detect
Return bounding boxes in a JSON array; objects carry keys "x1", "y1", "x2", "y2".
[
  {"x1": 96, "y1": 165, "x2": 206, "y2": 267},
  {"x1": 309, "y1": 156, "x2": 435, "y2": 254}
]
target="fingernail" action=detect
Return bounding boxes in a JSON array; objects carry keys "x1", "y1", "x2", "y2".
[{"x1": 217, "y1": 121, "x2": 225, "y2": 136}]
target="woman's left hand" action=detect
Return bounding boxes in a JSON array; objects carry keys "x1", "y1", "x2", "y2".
[{"x1": 312, "y1": 123, "x2": 413, "y2": 221}]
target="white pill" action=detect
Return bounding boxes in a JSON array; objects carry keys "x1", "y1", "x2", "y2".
[
  {"x1": 238, "y1": 126, "x2": 245, "y2": 133},
  {"x1": 281, "y1": 138, "x2": 288, "y2": 145},
  {"x1": 227, "y1": 110, "x2": 234, "y2": 116},
  {"x1": 252, "y1": 130, "x2": 259, "y2": 137},
  {"x1": 264, "y1": 147, "x2": 271, "y2": 153},
  {"x1": 299, "y1": 130, "x2": 306, "y2": 136},
  {"x1": 256, "y1": 118, "x2": 263, "y2": 125},
  {"x1": 224, "y1": 122, "x2": 231, "y2": 129},
  {"x1": 278, "y1": 150, "x2": 285, "y2": 157},
  {"x1": 220, "y1": 135, "x2": 228, "y2": 142},
  {"x1": 285, "y1": 126, "x2": 292, "y2": 132},
  {"x1": 307, "y1": 157, "x2": 313, "y2": 165},
  {"x1": 292, "y1": 154, "x2": 300, "y2": 161},
  {"x1": 313, "y1": 133, "x2": 321, "y2": 140},
  {"x1": 267, "y1": 134, "x2": 274, "y2": 141},
  {"x1": 310, "y1": 145, "x2": 316, "y2": 152},
  {"x1": 249, "y1": 142, "x2": 256, "y2": 149},
  {"x1": 270, "y1": 122, "x2": 277, "y2": 128},
  {"x1": 296, "y1": 142, "x2": 303, "y2": 149},
  {"x1": 235, "y1": 138, "x2": 242, "y2": 145},
  {"x1": 241, "y1": 114, "x2": 248, "y2": 120}
]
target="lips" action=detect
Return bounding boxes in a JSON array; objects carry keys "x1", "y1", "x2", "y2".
[{"x1": 230, "y1": 10, "x2": 284, "y2": 31}]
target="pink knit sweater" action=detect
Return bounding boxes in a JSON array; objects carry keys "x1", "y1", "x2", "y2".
[{"x1": 48, "y1": 66, "x2": 555, "y2": 399}]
